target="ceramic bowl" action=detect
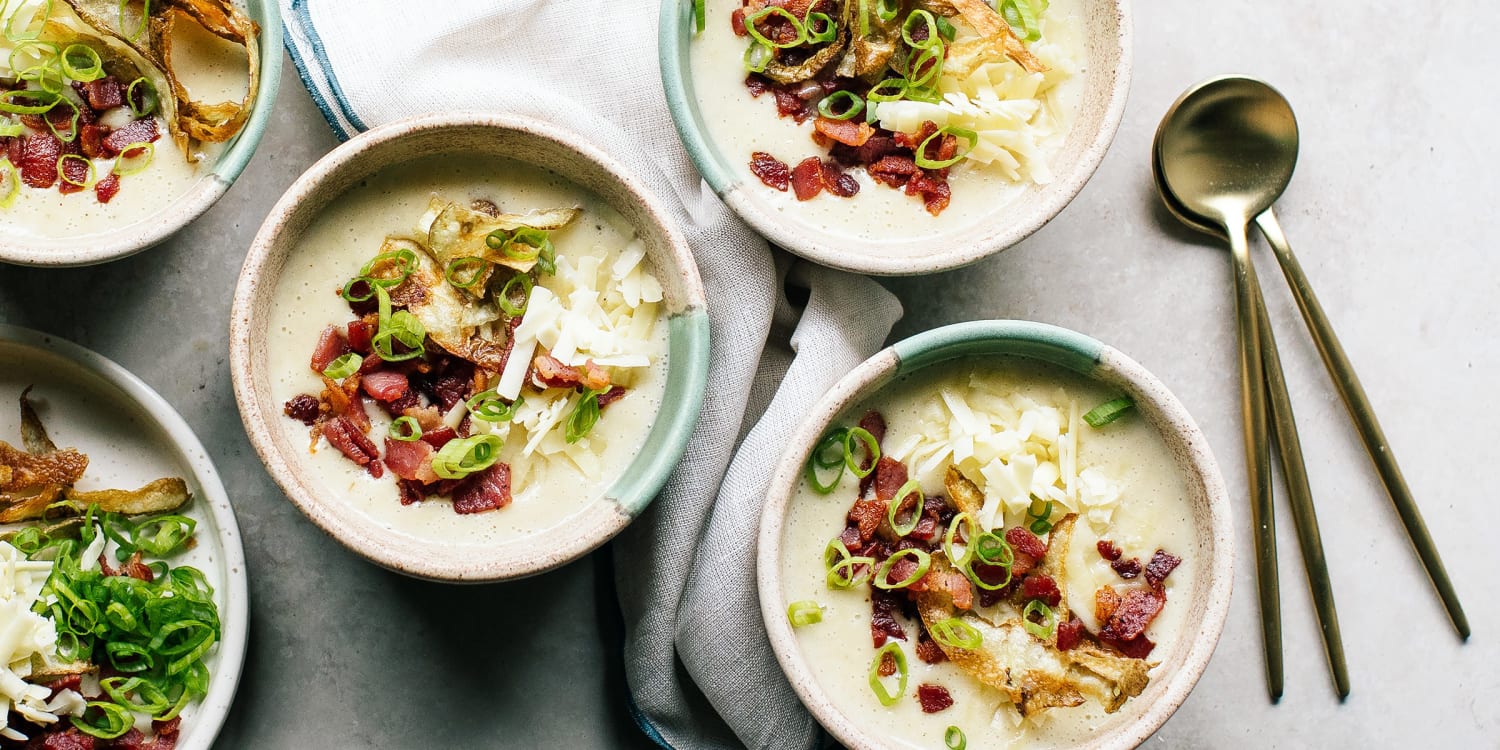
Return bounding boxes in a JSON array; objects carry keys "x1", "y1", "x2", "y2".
[
  {"x1": 0, "y1": 324, "x2": 249, "y2": 749},
  {"x1": 230, "y1": 112, "x2": 709, "y2": 582},
  {"x1": 758, "y1": 320, "x2": 1233, "y2": 749},
  {"x1": 0, "y1": 0, "x2": 282, "y2": 267},
  {"x1": 660, "y1": 0, "x2": 1132, "y2": 276}
]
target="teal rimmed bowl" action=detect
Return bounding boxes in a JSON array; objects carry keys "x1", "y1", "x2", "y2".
[
  {"x1": 660, "y1": 0, "x2": 1132, "y2": 276},
  {"x1": 758, "y1": 320, "x2": 1232, "y2": 749},
  {"x1": 0, "y1": 0, "x2": 281, "y2": 267},
  {"x1": 229, "y1": 112, "x2": 709, "y2": 582}
]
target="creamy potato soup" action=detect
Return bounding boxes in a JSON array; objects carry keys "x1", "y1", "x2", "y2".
[
  {"x1": 780, "y1": 357, "x2": 1200, "y2": 749},
  {"x1": 268, "y1": 154, "x2": 670, "y2": 547}
]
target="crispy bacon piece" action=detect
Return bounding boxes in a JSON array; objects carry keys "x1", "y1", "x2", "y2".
[
  {"x1": 94, "y1": 172, "x2": 120, "y2": 203},
  {"x1": 420, "y1": 425, "x2": 457, "y2": 449},
  {"x1": 38, "y1": 727, "x2": 95, "y2": 750},
  {"x1": 730, "y1": 6, "x2": 749, "y2": 35},
  {"x1": 79, "y1": 124, "x2": 110, "y2": 159},
  {"x1": 1106, "y1": 632, "x2": 1157, "y2": 659},
  {"x1": 534, "y1": 354, "x2": 584, "y2": 389},
  {"x1": 580, "y1": 360, "x2": 611, "y2": 391},
  {"x1": 57, "y1": 154, "x2": 90, "y2": 194},
  {"x1": 749, "y1": 151, "x2": 790, "y2": 191},
  {"x1": 773, "y1": 87, "x2": 810, "y2": 121},
  {"x1": 361, "y1": 370, "x2": 409, "y2": 402},
  {"x1": 1022, "y1": 574, "x2": 1062, "y2": 608},
  {"x1": 83, "y1": 76, "x2": 125, "y2": 111},
  {"x1": 1095, "y1": 586, "x2": 1121, "y2": 623},
  {"x1": 1056, "y1": 617, "x2": 1085, "y2": 651},
  {"x1": 868, "y1": 154, "x2": 918, "y2": 188},
  {"x1": 1097, "y1": 539, "x2": 1122, "y2": 561},
  {"x1": 310, "y1": 325, "x2": 350, "y2": 373},
  {"x1": 322, "y1": 416, "x2": 380, "y2": 477},
  {"x1": 916, "y1": 684, "x2": 954, "y2": 713},
  {"x1": 871, "y1": 456, "x2": 907, "y2": 502},
  {"x1": 928, "y1": 567, "x2": 974, "y2": 610},
  {"x1": 283, "y1": 394, "x2": 321, "y2": 425},
  {"x1": 915, "y1": 630, "x2": 947, "y2": 664},
  {"x1": 858, "y1": 410, "x2": 887, "y2": 444},
  {"x1": 428, "y1": 372, "x2": 470, "y2": 412},
  {"x1": 813, "y1": 117, "x2": 875, "y2": 147},
  {"x1": 383, "y1": 437, "x2": 438, "y2": 484},
  {"x1": 102, "y1": 118, "x2": 160, "y2": 157},
  {"x1": 877, "y1": 651, "x2": 897, "y2": 677},
  {"x1": 451, "y1": 463, "x2": 512, "y2": 514},
  {"x1": 1005, "y1": 526, "x2": 1047, "y2": 559},
  {"x1": 819, "y1": 159, "x2": 859, "y2": 197},
  {"x1": 347, "y1": 319, "x2": 375, "y2": 354},
  {"x1": 1111, "y1": 557, "x2": 1142, "y2": 579},
  {"x1": 871, "y1": 588, "x2": 907, "y2": 646},
  {"x1": 744, "y1": 73, "x2": 769, "y2": 96},
  {"x1": 597, "y1": 386, "x2": 628, "y2": 409},
  {"x1": 1100, "y1": 589, "x2": 1164, "y2": 643},
  {"x1": 1009, "y1": 550, "x2": 1037, "y2": 579},
  {"x1": 791, "y1": 156, "x2": 824, "y2": 201},
  {"x1": 19, "y1": 133, "x2": 62, "y2": 188},
  {"x1": 885, "y1": 553, "x2": 928, "y2": 592},
  {"x1": 1145, "y1": 549, "x2": 1182, "y2": 588}
]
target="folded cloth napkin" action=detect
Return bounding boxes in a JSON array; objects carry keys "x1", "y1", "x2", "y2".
[{"x1": 282, "y1": 1, "x2": 904, "y2": 747}]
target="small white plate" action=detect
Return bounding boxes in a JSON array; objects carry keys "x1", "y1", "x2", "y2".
[{"x1": 0, "y1": 324, "x2": 248, "y2": 750}]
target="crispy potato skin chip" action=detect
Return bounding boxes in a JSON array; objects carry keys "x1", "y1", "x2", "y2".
[
  {"x1": 20, "y1": 388, "x2": 58, "y2": 455},
  {"x1": 65, "y1": 476, "x2": 191, "y2": 515},
  {"x1": 0, "y1": 442, "x2": 89, "y2": 493},
  {"x1": 948, "y1": 0, "x2": 1046, "y2": 73}
]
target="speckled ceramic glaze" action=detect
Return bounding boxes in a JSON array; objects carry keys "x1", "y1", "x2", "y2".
[
  {"x1": 0, "y1": 0, "x2": 282, "y2": 268},
  {"x1": 230, "y1": 112, "x2": 709, "y2": 583},
  {"x1": 758, "y1": 320, "x2": 1233, "y2": 750},
  {"x1": 0, "y1": 325, "x2": 249, "y2": 750},
  {"x1": 660, "y1": 1, "x2": 1133, "y2": 276}
]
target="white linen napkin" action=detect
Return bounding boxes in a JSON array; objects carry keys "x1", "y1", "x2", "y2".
[{"x1": 280, "y1": 1, "x2": 904, "y2": 747}]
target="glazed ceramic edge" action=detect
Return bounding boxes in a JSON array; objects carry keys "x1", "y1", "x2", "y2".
[
  {"x1": 0, "y1": 324, "x2": 249, "y2": 750},
  {"x1": 659, "y1": 1, "x2": 1134, "y2": 277},
  {"x1": 757, "y1": 319, "x2": 1233, "y2": 750},
  {"x1": 230, "y1": 112, "x2": 710, "y2": 583},
  {"x1": 0, "y1": 0, "x2": 283, "y2": 268}
]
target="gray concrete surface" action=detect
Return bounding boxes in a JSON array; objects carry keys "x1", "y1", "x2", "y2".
[{"x1": 2, "y1": 1, "x2": 1496, "y2": 747}]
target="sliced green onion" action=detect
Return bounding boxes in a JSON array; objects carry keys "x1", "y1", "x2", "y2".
[
  {"x1": 906, "y1": 43, "x2": 945, "y2": 89},
  {"x1": 111, "y1": 142, "x2": 155, "y2": 176},
  {"x1": 873, "y1": 548, "x2": 930, "y2": 590},
  {"x1": 359, "y1": 247, "x2": 418, "y2": 288},
  {"x1": 875, "y1": 0, "x2": 900, "y2": 22},
  {"x1": 73, "y1": 701, "x2": 133, "y2": 739},
  {"x1": 0, "y1": 88, "x2": 59, "y2": 114},
  {"x1": 1027, "y1": 496, "x2": 1054, "y2": 535},
  {"x1": 824, "y1": 538, "x2": 873, "y2": 589},
  {"x1": 131, "y1": 515, "x2": 195, "y2": 556},
  {"x1": 865, "y1": 77, "x2": 908, "y2": 103},
  {"x1": 118, "y1": 0, "x2": 149, "y2": 41},
  {"x1": 101, "y1": 676, "x2": 169, "y2": 715},
  {"x1": 901, "y1": 9, "x2": 939, "y2": 49},
  {"x1": 935, "y1": 15, "x2": 957, "y2": 42},
  {"x1": 371, "y1": 311, "x2": 426, "y2": 362},
  {"x1": 930, "y1": 616, "x2": 983, "y2": 650},
  {"x1": 966, "y1": 531, "x2": 1014, "y2": 591},
  {"x1": 467, "y1": 389, "x2": 523, "y2": 423},
  {"x1": 8, "y1": 40, "x2": 57, "y2": 76},
  {"x1": 867, "y1": 642, "x2": 907, "y2": 706},
  {"x1": 743, "y1": 41, "x2": 773, "y2": 73},
  {"x1": 4, "y1": 0, "x2": 52, "y2": 42},
  {"x1": 786, "y1": 600, "x2": 823, "y2": 627},
  {"x1": 843, "y1": 426, "x2": 880, "y2": 479},
  {"x1": 857, "y1": 0, "x2": 870, "y2": 36},
  {"x1": 1022, "y1": 599, "x2": 1057, "y2": 640},
  {"x1": 60, "y1": 43, "x2": 103, "y2": 81},
  {"x1": 445, "y1": 256, "x2": 487, "y2": 289},
  {"x1": 914, "y1": 125, "x2": 978, "y2": 169},
  {"x1": 1001, "y1": 0, "x2": 1042, "y2": 42},
  {"x1": 744, "y1": 6, "x2": 806, "y2": 49},
  {"x1": 691, "y1": 0, "x2": 705, "y2": 34},
  {"x1": 564, "y1": 388, "x2": 604, "y2": 444},
  {"x1": 339, "y1": 276, "x2": 378, "y2": 302},
  {"x1": 20, "y1": 61, "x2": 64, "y2": 93},
  {"x1": 945, "y1": 726, "x2": 967, "y2": 750},
  {"x1": 0, "y1": 160, "x2": 18, "y2": 209},
  {"x1": 430, "y1": 434, "x2": 504, "y2": 480},
  {"x1": 497, "y1": 272, "x2": 533, "y2": 317},
  {"x1": 56, "y1": 153, "x2": 94, "y2": 188},
  {"x1": 503, "y1": 227, "x2": 551, "y2": 262},
  {"x1": 10, "y1": 525, "x2": 44, "y2": 554},
  {"x1": 816, "y1": 91, "x2": 864, "y2": 121},
  {"x1": 389, "y1": 416, "x2": 422, "y2": 442},
  {"x1": 804, "y1": 11, "x2": 836, "y2": 43},
  {"x1": 127, "y1": 76, "x2": 158, "y2": 117},
  {"x1": 535, "y1": 244, "x2": 557, "y2": 276},
  {"x1": 44, "y1": 95, "x2": 79, "y2": 142},
  {"x1": 1083, "y1": 395, "x2": 1135, "y2": 427},
  {"x1": 322, "y1": 352, "x2": 362, "y2": 379},
  {"x1": 942, "y1": 512, "x2": 974, "y2": 568},
  {"x1": 886, "y1": 479, "x2": 924, "y2": 536},
  {"x1": 805, "y1": 427, "x2": 849, "y2": 494}
]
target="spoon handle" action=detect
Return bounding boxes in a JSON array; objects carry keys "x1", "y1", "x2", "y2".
[
  {"x1": 1255, "y1": 208, "x2": 1469, "y2": 639},
  {"x1": 1253, "y1": 282, "x2": 1350, "y2": 700},
  {"x1": 1228, "y1": 222, "x2": 1281, "y2": 702}
]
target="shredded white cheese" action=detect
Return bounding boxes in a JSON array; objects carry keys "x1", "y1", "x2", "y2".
[{"x1": 0, "y1": 541, "x2": 83, "y2": 741}]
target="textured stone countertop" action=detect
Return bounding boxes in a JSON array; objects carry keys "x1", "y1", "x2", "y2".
[{"x1": 1, "y1": 1, "x2": 1495, "y2": 747}]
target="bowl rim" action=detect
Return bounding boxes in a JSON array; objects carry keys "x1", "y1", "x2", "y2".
[
  {"x1": 658, "y1": 0, "x2": 1134, "y2": 276},
  {"x1": 756, "y1": 319, "x2": 1234, "y2": 750},
  {"x1": 229, "y1": 110, "x2": 710, "y2": 582},
  {"x1": 0, "y1": 0, "x2": 283, "y2": 268},
  {"x1": 0, "y1": 323, "x2": 250, "y2": 750}
]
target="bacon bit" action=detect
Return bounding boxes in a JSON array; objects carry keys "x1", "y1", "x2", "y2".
[
  {"x1": 730, "y1": 7, "x2": 749, "y2": 35},
  {"x1": 322, "y1": 416, "x2": 380, "y2": 475},
  {"x1": 57, "y1": 154, "x2": 90, "y2": 194},
  {"x1": 1145, "y1": 549, "x2": 1182, "y2": 588},
  {"x1": 310, "y1": 325, "x2": 350, "y2": 373},
  {"x1": 580, "y1": 359, "x2": 612, "y2": 391},
  {"x1": 877, "y1": 651, "x2": 897, "y2": 677},
  {"x1": 19, "y1": 133, "x2": 62, "y2": 188},
  {"x1": 858, "y1": 410, "x2": 887, "y2": 444},
  {"x1": 420, "y1": 425, "x2": 457, "y2": 449},
  {"x1": 102, "y1": 118, "x2": 160, "y2": 156},
  {"x1": 791, "y1": 156, "x2": 824, "y2": 201},
  {"x1": 909, "y1": 509, "x2": 940, "y2": 542},
  {"x1": 1097, "y1": 539, "x2": 1122, "y2": 561},
  {"x1": 383, "y1": 437, "x2": 438, "y2": 484},
  {"x1": 94, "y1": 172, "x2": 120, "y2": 203},
  {"x1": 871, "y1": 588, "x2": 907, "y2": 647},
  {"x1": 872, "y1": 456, "x2": 907, "y2": 502},
  {"x1": 1022, "y1": 574, "x2": 1062, "y2": 607},
  {"x1": 451, "y1": 463, "x2": 512, "y2": 514},
  {"x1": 915, "y1": 170, "x2": 952, "y2": 215},
  {"x1": 1111, "y1": 557, "x2": 1142, "y2": 579},
  {"x1": 1056, "y1": 617, "x2": 1085, "y2": 651},
  {"x1": 1009, "y1": 550, "x2": 1037, "y2": 579},
  {"x1": 885, "y1": 553, "x2": 927, "y2": 592},
  {"x1": 773, "y1": 88, "x2": 811, "y2": 121},
  {"x1": 79, "y1": 124, "x2": 110, "y2": 159},
  {"x1": 895, "y1": 121, "x2": 940, "y2": 150},
  {"x1": 429, "y1": 373, "x2": 470, "y2": 412},
  {"x1": 970, "y1": 561, "x2": 1011, "y2": 605},
  {"x1": 6, "y1": 136, "x2": 21, "y2": 165},
  {"x1": 597, "y1": 386, "x2": 629, "y2": 409},
  {"x1": 813, "y1": 117, "x2": 875, "y2": 148},
  {"x1": 868, "y1": 154, "x2": 918, "y2": 188},
  {"x1": 749, "y1": 151, "x2": 791, "y2": 191},
  {"x1": 397, "y1": 479, "x2": 425, "y2": 506},
  {"x1": 283, "y1": 394, "x2": 321, "y2": 425},
  {"x1": 361, "y1": 370, "x2": 409, "y2": 402},
  {"x1": 744, "y1": 73, "x2": 769, "y2": 96},
  {"x1": 1095, "y1": 586, "x2": 1121, "y2": 623},
  {"x1": 38, "y1": 727, "x2": 96, "y2": 750},
  {"x1": 343, "y1": 279, "x2": 378, "y2": 316},
  {"x1": 346, "y1": 319, "x2": 375, "y2": 354},
  {"x1": 120, "y1": 551, "x2": 154, "y2": 582},
  {"x1": 838, "y1": 524, "x2": 864, "y2": 555},
  {"x1": 1005, "y1": 526, "x2": 1047, "y2": 559},
  {"x1": 43, "y1": 673, "x2": 83, "y2": 698},
  {"x1": 916, "y1": 684, "x2": 954, "y2": 713},
  {"x1": 534, "y1": 354, "x2": 585, "y2": 389},
  {"x1": 933, "y1": 568, "x2": 974, "y2": 610},
  {"x1": 820, "y1": 159, "x2": 859, "y2": 197},
  {"x1": 1100, "y1": 588, "x2": 1164, "y2": 643},
  {"x1": 1105, "y1": 632, "x2": 1157, "y2": 659},
  {"x1": 385, "y1": 388, "x2": 420, "y2": 416},
  {"x1": 915, "y1": 630, "x2": 947, "y2": 663},
  {"x1": 83, "y1": 76, "x2": 124, "y2": 111}
]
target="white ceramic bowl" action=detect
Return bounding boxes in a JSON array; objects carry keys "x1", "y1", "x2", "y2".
[
  {"x1": 230, "y1": 112, "x2": 709, "y2": 582},
  {"x1": 759, "y1": 320, "x2": 1233, "y2": 749},
  {"x1": 661, "y1": 1, "x2": 1133, "y2": 275}
]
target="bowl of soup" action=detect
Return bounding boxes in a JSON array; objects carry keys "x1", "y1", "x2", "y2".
[
  {"x1": 662, "y1": 0, "x2": 1130, "y2": 275},
  {"x1": 0, "y1": 0, "x2": 278, "y2": 267},
  {"x1": 759, "y1": 320, "x2": 1232, "y2": 749},
  {"x1": 230, "y1": 112, "x2": 709, "y2": 582}
]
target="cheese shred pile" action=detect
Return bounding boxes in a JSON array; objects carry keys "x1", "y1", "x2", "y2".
[{"x1": 0, "y1": 541, "x2": 83, "y2": 741}]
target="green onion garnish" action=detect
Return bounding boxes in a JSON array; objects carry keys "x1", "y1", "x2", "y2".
[
  {"x1": 8, "y1": 40, "x2": 57, "y2": 75},
  {"x1": 371, "y1": 285, "x2": 427, "y2": 362},
  {"x1": 1027, "y1": 496, "x2": 1055, "y2": 535},
  {"x1": 786, "y1": 600, "x2": 823, "y2": 627},
  {"x1": 966, "y1": 531, "x2": 1014, "y2": 591},
  {"x1": 56, "y1": 153, "x2": 94, "y2": 188},
  {"x1": 0, "y1": 161, "x2": 18, "y2": 209},
  {"x1": 744, "y1": 6, "x2": 806, "y2": 49},
  {"x1": 816, "y1": 91, "x2": 864, "y2": 121},
  {"x1": 389, "y1": 416, "x2": 422, "y2": 442},
  {"x1": 0, "y1": 88, "x2": 59, "y2": 115},
  {"x1": 339, "y1": 276, "x2": 378, "y2": 302},
  {"x1": 886, "y1": 478, "x2": 924, "y2": 536},
  {"x1": 942, "y1": 512, "x2": 974, "y2": 568},
  {"x1": 866, "y1": 78, "x2": 909, "y2": 103},
  {"x1": 359, "y1": 247, "x2": 419, "y2": 288},
  {"x1": 445, "y1": 256, "x2": 487, "y2": 289},
  {"x1": 929, "y1": 616, "x2": 983, "y2": 650},
  {"x1": 805, "y1": 427, "x2": 849, "y2": 494},
  {"x1": 804, "y1": 11, "x2": 836, "y2": 43},
  {"x1": 945, "y1": 726, "x2": 967, "y2": 750},
  {"x1": 900, "y1": 9, "x2": 939, "y2": 49},
  {"x1": 118, "y1": 0, "x2": 149, "y2": 41},
  {"x1": 875, "y1": 0, "x2": 900, "y2": 22},
  {"x1": 430, "y1": 434, "x2": 504, "y2": 480},
  {"x1": 873, "y1": 548, "x2": 930, "y2": 590},
  {"x1": 867, "y1": 642, "x2": 907, "y2": 706},
  {"x1": 44, "y1": 95, "x2": 80, "y2": 142},
  {"x1": 1022, "y1": 599, "x2": 1057, "y2": 640},
  {"x1": 843, "y1": 426, "x2": 880, "y2": 479},
  {"x1": 1001, "y1": 0, "x2": 1043, "y2": 42},
  {"x1": 111, "y1": 142, "x2": 155, "y2": 176},
  {"x1": 1083, "y1": 395, "x2": 1135, "y2": 427},
  {"x1": 743, "y1": 41, "x2": 773, "y2": 73},
  {"x1": 74, "y1": 701, "x2": 133, "y2": 739},
  {"x1": 497, "y1": 272, "x2": 534, "y2": 317},
  {"x1": 130, "y1": 515, "x2": 195, "y2": 557},
  {"x1": 691, "y1": 0, "x2": 705, "y2": 34},
  {"x1": 914, "y1": 125, "x2": 978, "y2": 169},
  {"x1": 322, "y1": 352, "x2": 362, "y2": 379},
  {"x1": 466, "y1": 390, "x2": 523, "y2": 423},
  {"x1": 60, "y1": 43, "x2": 103, "y2": 82},
  {"x1": 503, "y1": 227, "x2": 551, "y2": 262},
  {"x1": 824, "y1": 538, "x2": 873, "y2": 589},
  {"x1": 127, "y1": 76, "x2": 158, "y2": 117},
  {"x1": 905, "y1": 44, "x2": 945, "y2": 89},
  {"x1": 565, "y1": 388, "x2": 606, "y2": 443},
  {"x1": 536, "y1": 244, "x2": 557, "y2": 276},
  {"x1": 935, "y1": 15, "x2": 957, "y2": 42},
  {"x1": 4, "y1": 0, "x2": 53, "y2": 42}
]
